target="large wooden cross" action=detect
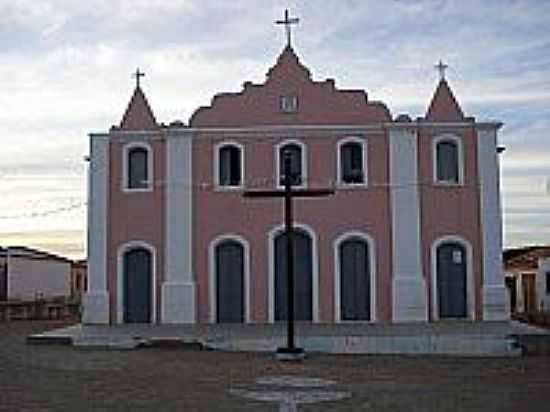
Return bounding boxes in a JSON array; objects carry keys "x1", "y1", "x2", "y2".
[
  {"x1": 243, "y1": 150, "x2": 334, "y2": 359},
  {"x1": 275, "y1": 9, "x2": 299, "y2": 48}
]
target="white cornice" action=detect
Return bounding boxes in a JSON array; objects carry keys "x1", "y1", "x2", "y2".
[{"x1": 90, "y1": 120, "x2": 503, "y2": 139}]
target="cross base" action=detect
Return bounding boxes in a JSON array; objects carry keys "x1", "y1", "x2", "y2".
[{"x1": 275, "y1": 346, "x2": 306, "y2": 361}]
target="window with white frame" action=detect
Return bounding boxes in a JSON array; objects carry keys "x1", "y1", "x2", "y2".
[
  {"x1": 338, "y1": 139, "x2": 366, "y2": 185},
  {"x1": 217, "y1": 144, "x2": 243, "y2": 187},
  {"x1": 278, "y1": 142, "x2": 304, "y2": 186},
  {"x1": 434, "y1": 136, "x2": 462, "y2": 184},
  {"x1": 125, "y1": 144, "x2": 152, "y2": 191}
]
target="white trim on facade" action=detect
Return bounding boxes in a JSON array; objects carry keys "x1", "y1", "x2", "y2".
[
  {"x1": 267, "y1": 223, "x2": 319, "y2": 323},
  {"x1": 389, "y1": 128, "x2": 427, "y2": 322},
  {"x1": 163, "y1": 131, "x2": 196, "y2": 324},
  {"x1": 116, "y1": 240, "x2": 157, "y2": 324},
  {"x1": 477, "y1": 127, "x2": 509, "y2": 320},
  {"x1": 122, "y1": 141, "x2": 154, "y2": 193},
  {"x1": 275, "y1": 139, "x2": 308, "y2": 189},
  {"x1": 333, "y1": 231, "x2": 377, "y2": 323},
  {"x1": 336, "y1": 136, "x2": 368, "y2": 188},
  {"x1": 208, "y1": 234, "x2": 251, "y2": 323},
  {"x1": 83, "y1": 135, "x2": 110, "y2": 324},
  {"x1": 213, "y1": 140, "x2": 245, "y2": 190},
  {"x1": 430, "y1": 235, "x2": 475, "y2": 321},
  {"x1": 93, "y1": 122, "x2": 502, "y2": 140},
  {"x1": 432, "y1": 134, "x2": 465, "y2": 186}
]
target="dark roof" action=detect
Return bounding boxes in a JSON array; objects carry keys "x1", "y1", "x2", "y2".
[
  {"x1": 5, "y1": 246, "x2": 72, "y2": 264},
  {"x1": 503, "y1": 246, "x2": 550, "y2": 271}
]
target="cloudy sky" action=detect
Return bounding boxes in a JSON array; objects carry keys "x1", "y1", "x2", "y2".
[{"x1": 0, "y1": 0, "x2": 549, "y2": 259}]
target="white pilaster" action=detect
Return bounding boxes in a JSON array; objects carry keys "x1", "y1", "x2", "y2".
[
  {"x1": 162, "y1": 130, "x2": 196, "y2": 324},
  {"x1": 389, "y1": 127, "x2": 427, "y2": 322},
  {"x1": 477, "y1": 127, "x2": 509, "y2": 320},
  {"x1": 82, "y1": 134, "x2": 110, "y2": 324}
]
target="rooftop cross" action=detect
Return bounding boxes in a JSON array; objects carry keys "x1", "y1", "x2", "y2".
[
  {"x1": 133, "y1": 68, "x2": 145, "y2": 88},
  {"x1": 435, "y1": 60, "x2": 449, "y2": 80},
  {"x1": 275, "y1": 9, "x2": 299, "y2": 47}
]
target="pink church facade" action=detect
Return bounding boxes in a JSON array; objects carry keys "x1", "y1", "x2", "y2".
[{"x1": 83, "y1": 45, "x2": 509, "y2": 325}]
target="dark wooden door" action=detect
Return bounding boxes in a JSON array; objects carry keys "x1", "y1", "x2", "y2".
[
  {"x1": 437, "y1": 243, "x2": 467, "y2": 318},
  {"x1": 505, "y1": 276, "x2": 517, "y2": 313},
  {"x1": 340, "y1": 239, "x2": 370, "y2": 321},
  {"x1": 123, "y1": 248, "x2": 152, "y2": 323},
  {"x1": 522, "y1": 274, "x2": 536, "y2": 313},
  {"x1": 216, "y1": 241, "x2": 245, "y2": 323},
  {"x1": 275, "y1": 230, "x2": 313, "y2": 321}
]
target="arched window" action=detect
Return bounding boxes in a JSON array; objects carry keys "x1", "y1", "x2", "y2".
[
  {"x1": 435, "y1": 139, "x2": 460, "y2": 184},
  {"x1": 126, "y1": 146, "x2": 150, "y2": 190},
  {"x1": 339, "y1": 140, "x2": 365, "y2": 184},
  {"x1": 218, "y1": 144, "x2": 242, "y2": 187},
  {"x1": 279, "y1": 143, "x2": 303, "y2": 186}
]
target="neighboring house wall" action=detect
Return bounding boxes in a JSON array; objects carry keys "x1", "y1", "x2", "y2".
[
  {"x1": 537, "y1": 258, "x2": 550, "y2": 311},
  {"x1": 7, "y1": 255, "x2": 71, "y2": 300}
]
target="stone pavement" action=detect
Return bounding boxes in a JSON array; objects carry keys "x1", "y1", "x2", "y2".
[
  {"x1": 28, "y1": 320, "x2": 549, "y2": 356},
  {"x1": 2, "y1": 322, "x2": 550, "y2": 411}
]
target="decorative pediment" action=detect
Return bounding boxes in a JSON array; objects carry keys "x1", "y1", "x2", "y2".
[{"x1": 190, "y1": 47, "x2": 391, "y2": 127}]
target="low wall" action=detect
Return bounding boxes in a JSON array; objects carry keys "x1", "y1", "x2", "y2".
[{"x1": 0, "y1": 298, "x2": 80, "y2": 322}]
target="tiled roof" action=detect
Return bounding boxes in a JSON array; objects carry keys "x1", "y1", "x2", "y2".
[{"x1": 504, "y1": 246, "x2": 550, "y2": 271}]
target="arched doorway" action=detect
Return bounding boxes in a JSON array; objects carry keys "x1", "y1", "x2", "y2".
[
  {"x1": 123, "y1": 247, "x2": 153, "y2": 323},
  {"x1": 274, "y1": 229, "x2": 313, "y2": 321},
  {"x1": 436, "y1": 242, "x2": 467, "y2": 318},
  {"x1": 215, "y1": 240, "x2": 245, "y2": 323},
  {"x1": 339, "y1": 238, "x2": 371, "y2": 321}
]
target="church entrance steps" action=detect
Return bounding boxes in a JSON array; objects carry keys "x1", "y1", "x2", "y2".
[{"x1": 27, "y1": 321, "x2": 549, "y2": 356}]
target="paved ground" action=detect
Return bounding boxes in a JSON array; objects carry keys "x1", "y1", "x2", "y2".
[{"x1": 2, "y1": 322, "x2": 550, "y2": 411}]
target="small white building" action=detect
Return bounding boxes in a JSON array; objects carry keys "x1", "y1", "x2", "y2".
[
  {"x1": 504, "y1": 246, "x2": 550, "y2": 314},
  {"x1": 2, "y1": 246, "x2": 71, "y2": 301}
]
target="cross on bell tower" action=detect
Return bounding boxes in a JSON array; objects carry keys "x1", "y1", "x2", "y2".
[
  {"x1": 276, "y1": 9, "x2": 300, "y2": 47},
  {"x1": 435, "y1": 60, "x2": 448, "y2": 80},
  {"x1": 133, "y1": 68, "x2": 145, "y2": 88}
]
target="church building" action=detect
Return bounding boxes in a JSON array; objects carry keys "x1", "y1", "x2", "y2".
[{"x1": 83, "y1": 14, "x2": 509, "y2": 325}]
